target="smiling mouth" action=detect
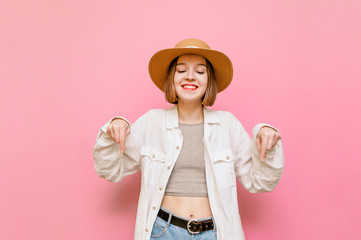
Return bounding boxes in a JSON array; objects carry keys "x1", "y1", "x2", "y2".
[{"x1": 181, "y1": 84, "x2": 198, "y2": 90}]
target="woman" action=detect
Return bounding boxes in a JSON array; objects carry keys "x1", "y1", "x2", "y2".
[{"x1": 93, "y1": 39, "x2": 284, "y2": 240}]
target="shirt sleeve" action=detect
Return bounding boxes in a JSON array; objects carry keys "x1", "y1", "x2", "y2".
[
  {"x1": 233, "y1": 120, "x2": 284, "y2": 193},
  {"x1": 93, "y1": 115, "x2": 144, "y2": 182}
]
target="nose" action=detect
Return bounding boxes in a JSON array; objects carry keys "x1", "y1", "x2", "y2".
[{"x1": 185, "y1": 71, "x2": 196, "y2": 81}]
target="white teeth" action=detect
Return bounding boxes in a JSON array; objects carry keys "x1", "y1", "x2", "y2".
[{"x1": 183, "y1": 85, "x2": 197, "y2": 89}]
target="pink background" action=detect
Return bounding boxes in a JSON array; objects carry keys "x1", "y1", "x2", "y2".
[{"x1": 1, "y1": 0, "x2": 360, "y2": 239}]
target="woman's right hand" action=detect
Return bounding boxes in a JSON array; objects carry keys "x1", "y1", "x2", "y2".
[{"x1": 106, "y1": 118, "x2": 130, "y2": 153}]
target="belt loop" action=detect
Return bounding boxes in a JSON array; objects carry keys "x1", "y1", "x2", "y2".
[
  {"x1": 212, "y1": 217, "x2": 216, "y2": 231},
  {"x1": 166, "y1": 211, "x2": 172, "y2": 226}
]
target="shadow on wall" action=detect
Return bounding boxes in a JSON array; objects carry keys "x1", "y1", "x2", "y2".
[
  {"x1": 107, "y1": 172, "x2": 141, "y2": 213},
  {"x1": 237, "y1": 184, "x2": 271, "y2": 225}
]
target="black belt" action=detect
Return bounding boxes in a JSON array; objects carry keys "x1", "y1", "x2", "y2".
[{"x1": 157, "y1": 208, "x2": 214, "y2": 235}]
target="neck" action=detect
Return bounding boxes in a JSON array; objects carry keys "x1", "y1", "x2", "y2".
[{"x1": 177, "y1": 101, "x2": 204, "y2": 124}]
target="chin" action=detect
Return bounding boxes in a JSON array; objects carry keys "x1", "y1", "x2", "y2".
[{"x1": 178, "y1": 98, "x2": 203, "y2": 105}]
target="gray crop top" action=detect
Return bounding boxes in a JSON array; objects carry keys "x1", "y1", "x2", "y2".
[{"x1": 164, "y1": 122, "x2": 208, "y2": 197}]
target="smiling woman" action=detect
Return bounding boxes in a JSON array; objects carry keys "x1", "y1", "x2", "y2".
[
  {"x1": 93, "y1": 39, "x2": 284, "y2": 240},
  {"x1": 165, "y1": 55, "x2": 218, "y2": 107}
]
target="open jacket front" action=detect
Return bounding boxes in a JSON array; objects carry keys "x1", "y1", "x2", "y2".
[{"x1": 93, "y1": 105, "x2": 284, "y2": 240}]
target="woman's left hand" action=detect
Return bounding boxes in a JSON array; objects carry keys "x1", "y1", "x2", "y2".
[{"x1": 256, "y1": 126, "x2": 281, "y2": 162}]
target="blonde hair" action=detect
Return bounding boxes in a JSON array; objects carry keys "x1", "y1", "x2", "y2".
[{"x1": 165, "y1": 57, "x2": 217, "y2": 106}]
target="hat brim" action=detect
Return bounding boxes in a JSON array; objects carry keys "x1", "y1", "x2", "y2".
[{"x1": 148, "y1": 47, "x2": 233, "y2": 93}]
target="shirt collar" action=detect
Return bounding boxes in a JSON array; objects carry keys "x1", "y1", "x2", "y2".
[
  {"x1": 166, "y1": 105, "x2": 220, "y2": 129},
  {"x1": 203, "y1": 106, "x2": 220, "y2": 125}
]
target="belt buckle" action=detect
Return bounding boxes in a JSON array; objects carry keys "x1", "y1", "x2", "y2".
[{"x1": 187, "y1": 219, "x2": 201, "y2": 235}]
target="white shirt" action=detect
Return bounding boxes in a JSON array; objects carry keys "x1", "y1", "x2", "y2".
[{"x1": 93, "y1": 105, "x2": 284, "y2": 240}]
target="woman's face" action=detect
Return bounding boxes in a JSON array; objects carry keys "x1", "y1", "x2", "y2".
[{"x1": 174, "y1": 54, "x2": 208, "y2": 105}]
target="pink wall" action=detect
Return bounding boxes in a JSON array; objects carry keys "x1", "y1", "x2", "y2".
[{"x1": 1, "y1": 0, "x2": 360, "y2": 239}]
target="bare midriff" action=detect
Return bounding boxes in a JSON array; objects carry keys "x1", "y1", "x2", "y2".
[{"x1": 161, "y1": 195, "x2": 213, "y2": 219}]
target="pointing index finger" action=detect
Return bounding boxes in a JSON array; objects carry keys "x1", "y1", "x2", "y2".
[
  {"x1": 260, "y1": 135, "x2": 268, "y2": 162},
  {"x1": 119, "y1": 128, "x2": 127, "y2": 154}
]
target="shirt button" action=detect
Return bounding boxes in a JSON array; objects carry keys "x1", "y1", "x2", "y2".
[
  {"x1": 226, "y1": 156, "x2": 230, "y2": 160},
  {"x1": 176, "y1": 146, "x2": 180, "y2": 150},
  {"x1": 159, "y1": 187, "x2": 163, "y2": 191},
  {"x1": 146, "y1": 228, "x2": 149, "y2": 232},
  {"x1": 152, "y1": 206, "x2": 156, "y2": 210},
  {"x1": 167, "y1": 166, "x2": 171, "y2": 170},
  {"x1": 152, "y1": 155, "x2": 155, "y2": 159}
]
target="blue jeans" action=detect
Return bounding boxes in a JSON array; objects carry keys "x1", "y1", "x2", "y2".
[{"x1": 150, "y1": 207, "x2": 217, "y2": 240}]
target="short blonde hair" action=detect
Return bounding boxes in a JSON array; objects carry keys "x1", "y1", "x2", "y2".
[{"x1": 165, "y1": 57, "x2": 217, "y2": 106}]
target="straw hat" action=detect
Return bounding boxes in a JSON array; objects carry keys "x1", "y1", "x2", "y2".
[{"x1": 148, "y1": 38, "x2": 233, "y2": 93}]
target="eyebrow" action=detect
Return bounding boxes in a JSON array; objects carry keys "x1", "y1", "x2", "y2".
[{"x1": 176, "y1": 63, "x2": 207, "y2": 67}]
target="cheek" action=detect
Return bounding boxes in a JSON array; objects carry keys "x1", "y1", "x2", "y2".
[
  {"x1": 173, "y1": 74, "x2": 182, "y2": 85},
  {"x1": 200, "y1": 76, "x2": 208, "y2": 87}
]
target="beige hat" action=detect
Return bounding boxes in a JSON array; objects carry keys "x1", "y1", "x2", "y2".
[{"x1": 148, "y1": 38, "x2": 233, "y2": 93}]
